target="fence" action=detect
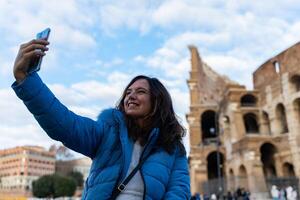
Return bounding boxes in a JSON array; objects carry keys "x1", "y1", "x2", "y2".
[{"x1": 202, "y1": 176, "x2": 300, "y2": 198}]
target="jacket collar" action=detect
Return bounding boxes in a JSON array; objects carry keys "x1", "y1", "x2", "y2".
[{"x1": 113, "y1": 109, "x2": 160, "y2": 178}]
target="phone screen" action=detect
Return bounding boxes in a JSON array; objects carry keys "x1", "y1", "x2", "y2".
[{"x1": 27, "y1": 28, "x2": 51, "y2": 74}]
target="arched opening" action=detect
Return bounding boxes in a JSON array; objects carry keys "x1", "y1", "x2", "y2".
[
  {"x1": 229, "y1": 169, "x2": 234, "y2": 177},
  {"x1": 243, "y1": 113, "x2": 259, "y2": 133},
  {"x1": 241, "y1": 94, "x2": 257, "y2": 107},
  {"x1": 228, "y1": 169, "x2": 235, "y2": 191},
  {"x1": 275, "y1": 103, "x2": 289, "y2": 134},
  {"x1": 203, "y1": 152, "x2": 226, "y2": 195},
  {"x1": 201, "y1": 110, "x2": 217, "y2": 144},
  {"x1": 282, "y1": 162, "x2": 295, "y2": 177},
  {"x1": 262, "y1": 111, "x2": 271, "y2": 135},
  {"x1": 293, "y1": 98, "x2": 300, "y2": 126},
  {"x1": 260, "y1": 143, "x2": 277, "y2": 178},
  {"x1": 207, "y1": 151, "x2": 225, "y2": 180},
  {"x1": 239, "y1": 165, "x2": 247, "y2": 177},
  {"x1": 290, "y1": 74, "x2": 300, "y2": 92},
  {"x1": 238, "y1": 165, "x2": 249, "y2": 190}
]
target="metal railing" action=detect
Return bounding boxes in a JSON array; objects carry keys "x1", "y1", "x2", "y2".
[{"x1": 201, "y1": 176, "x2": 300, "y2": 199}]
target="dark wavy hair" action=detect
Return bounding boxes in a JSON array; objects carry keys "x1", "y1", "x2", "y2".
[{"x1": 117, "y1": 75, "x2": 186, "y2": 155}]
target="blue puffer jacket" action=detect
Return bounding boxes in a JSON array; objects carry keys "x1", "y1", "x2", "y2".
[{"x1": 12, "y1": 73, "x2": 191, "y2": 200}]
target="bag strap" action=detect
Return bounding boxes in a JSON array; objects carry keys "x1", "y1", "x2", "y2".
[{"x1": 110, "y1": 156, "x2": 148, "y2": 200}]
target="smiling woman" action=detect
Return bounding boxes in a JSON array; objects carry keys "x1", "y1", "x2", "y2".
[{"x1": 11, "y1": 39, "x2": 191, "y2": 199}]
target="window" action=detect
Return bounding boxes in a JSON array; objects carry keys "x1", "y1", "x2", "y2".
[
  {"x1": 290, "y1": 75, "x2": 300, "y2": 92},
  {"x1": 241, "y1": 94, "x2": 257, "y2": 107},
  {"x1": 274, "y1": 61, "x2": 280, "y2": 74},
  {"x1": 243, "y1": 113, "x2": 259, "y2": 133},
  {"x1": 275, "y1": 103, "x2": 289, "y2": 134}
]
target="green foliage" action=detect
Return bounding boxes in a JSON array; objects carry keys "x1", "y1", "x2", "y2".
[
  {"x1": 32, "y1": 175, "x2": 54, "y2": 197},
  {"x1": 68, "y1": 171, "x2": 84, "y2": 187},
  {"x1": 32, "y1": 174, "x2": 76, "y2": 198},
  {"x1": 53, "y1": 175, "x2": 76, "y2": 197}
]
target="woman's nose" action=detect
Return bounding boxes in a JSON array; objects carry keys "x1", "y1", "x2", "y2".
[{"x1": 128, "y1": 91, "x2": 137, "y2": 99}]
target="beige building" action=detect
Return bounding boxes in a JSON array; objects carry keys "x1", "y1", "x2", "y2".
[
  {"x1": 187, "y1": 42, "x2": 300, "y2": 198},
  {"x1": 0, "y1": 145, "x2": 55, "y2": 195}
]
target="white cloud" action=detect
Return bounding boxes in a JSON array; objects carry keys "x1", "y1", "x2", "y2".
[
  {"x1": 69, "y1": 106, "x2": 102, "y2": 120},
  {"x1": 0, "y1": 75, "x2": 126, "y2": 150},
  {"x1": 70, "y1": 81, "x2": 121, "y2": 102},
  {"x1": 0, "y1": 88, "x2": 57, "y2": 150},
  {"x1": 52, "y1": 25, "x2": 96, "y2": 49},
  {"x1": 152, "y1": 0, "x2": 224, "y2": 29},
  {"x1": 1, "y1": 0, "x2": 300, "y2": 155},
  {"x1": 0, "y1": 124, "x2": 52, "y2": 149},
  {"x1": 0, "y1": 0, "x2": 96, "y2": 50},
  {"x1": 97, "y1": 0, "x2": 153, "y2": 35},
  {"x1": 169, "y1": 88, "x2": 189, "y2": 117}
]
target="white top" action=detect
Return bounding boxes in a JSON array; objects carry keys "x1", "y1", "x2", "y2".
[
  {"x1": 271, "y1": 185, "x2": 279, "y2": 198},
  {"x1": 116, "y1": 142, "x2": 144, "y2": 200}
]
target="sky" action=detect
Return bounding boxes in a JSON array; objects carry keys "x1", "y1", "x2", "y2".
[{"x1": 1, "y1": 0, "x2": 300, "y2": 157}]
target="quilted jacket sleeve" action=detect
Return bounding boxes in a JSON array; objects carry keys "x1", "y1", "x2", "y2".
[
  {"x1": 163, "y1": 150, "x2": 191, "y2": 200},
  {"x1": 12, "y1": 73, "x2": 105, "y2": 158}
]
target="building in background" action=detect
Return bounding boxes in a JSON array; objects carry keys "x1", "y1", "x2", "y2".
[
  {"x1": 0, "y1": 145, "x2": 55, "y2": 196},
  {"x1": 187, "y1": 42, "x2": 300, "y2": 199},
  {"x1": 56, "y1": 157, "x2": 92, "y2": 183}
]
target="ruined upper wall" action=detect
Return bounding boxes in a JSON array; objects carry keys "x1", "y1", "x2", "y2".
[
  {"x1": 188, "y1": 46, "x2": 242, "y2": 105},
  {"x1": 253, "y1": 42, "x2": 300, "y2": 105}
]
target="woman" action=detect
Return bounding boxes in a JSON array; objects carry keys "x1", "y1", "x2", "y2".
[{"x1": 12, "y1": 39, "x2": 191, "y2": 199}]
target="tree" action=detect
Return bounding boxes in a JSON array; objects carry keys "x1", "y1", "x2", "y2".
[
  {"x1": 32, "y1": 175, "x2": 54, "y2": 197},
  {"x1": 32, "y1": 174, "x2": 76, "y2": 198},
  {"x1": 68, "y1": 171, "x2": 84, "y2": 187},
  {"x1": 53, "y1": 175, "x2": 76, "y2": 198}
]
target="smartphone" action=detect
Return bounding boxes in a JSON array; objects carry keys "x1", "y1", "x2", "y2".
[{"x1": 27, "y1": 28, "x2": 51, "y2": 74}]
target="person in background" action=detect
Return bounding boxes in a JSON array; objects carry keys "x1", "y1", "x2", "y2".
[
  {"x1": 211, "y1": 193, "x2": 217, "y2": 200},
  {"x1": 12, "y1": 38, "x2": 191, "y2": 199},
  {"x1": 227, "y1": 191, "x2": 234, "y2": 200},
  {"x1": 271, "y1": 185, "x2": 280, "y2": 200}
]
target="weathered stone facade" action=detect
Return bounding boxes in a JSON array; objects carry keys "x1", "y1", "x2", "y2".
[{"x1": 187, "y1": 43, "x2": 300, "y2": 198}]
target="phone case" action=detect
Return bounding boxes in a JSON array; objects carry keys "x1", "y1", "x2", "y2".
[{"x1": 27, "y1": 28, "x2": 51, "y2": 74}]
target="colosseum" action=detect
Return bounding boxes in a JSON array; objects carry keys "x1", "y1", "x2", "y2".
[{"x1": 187, "y1": 42, "x2": 300, "y2": 199}]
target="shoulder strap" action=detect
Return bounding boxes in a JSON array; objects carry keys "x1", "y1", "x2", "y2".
[{"x1": 110, "y1": 156, "x2": 148, "y2": 200}]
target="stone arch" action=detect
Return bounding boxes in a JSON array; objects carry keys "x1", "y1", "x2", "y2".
[
  {"x1": 282, "y1": 162, "x2": 295, "y2": 177},
  {"x1": 260, "y1": 143, "x2": 278, "y2": 178},
  {"x1": 228, "y1": 168, "x2": 235, "y2": 191},
  {"x1": 241, "y1": 94, "x2": 257, "y2": 107},
  {"x1": 229, "y1": 168, "x2": 234, "y2": 178},
  {"x1": 238, "y1": 165, "x2": 249, "y2": 190},
  {"x1": 206, "y1": 151, "x2": 225, "y2": 180},
  {"x1": 201, "y1": 110, "x2": 217, "y2": 144},
  {"x1": 243, "y1": 113, "x2": 259, "y2": 133},
  {"x1": 275, "y1": 103, "x2": 289, "y2": 134},
  {"x1": 262, "y1": 111, "x2": 271, "y2": 135},
  {"x1": 290, "y1": 74, "x2": 300, "y2": 92},
  {"x1": 239, "y1": 165, "x2": 247, "y2": 177},
  {"x1": 293, "y1": 98, "x2": 300, "y2": 126}
]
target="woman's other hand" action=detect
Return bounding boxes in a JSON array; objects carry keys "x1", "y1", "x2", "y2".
[{"x1": 13, "y1": 39, "x2": 49, "y2": 83}]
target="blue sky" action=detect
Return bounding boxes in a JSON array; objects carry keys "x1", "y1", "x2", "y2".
[{"x1": 1, "y1": 0, "x2": 300, "y2": 156}]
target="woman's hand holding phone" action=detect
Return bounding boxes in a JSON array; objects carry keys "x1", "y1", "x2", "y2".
[{"x1": 13, "y1": 28, "x2": 50, "y2": 83}]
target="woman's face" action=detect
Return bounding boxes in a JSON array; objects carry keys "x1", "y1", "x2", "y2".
[{"x1": 124, "y1": 79, "x2": 152, "y2": 123}]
